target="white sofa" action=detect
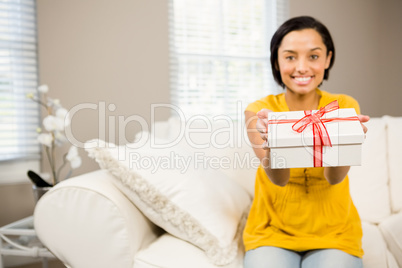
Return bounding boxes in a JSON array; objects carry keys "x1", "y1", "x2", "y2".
[{"x1": 34, "y1": 116, "x2": 402, "y2": 268}]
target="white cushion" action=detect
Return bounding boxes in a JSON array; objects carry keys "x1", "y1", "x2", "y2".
[
  {"x1": 146, "y1": 116, "x2": 258, "y2": 196},
  {"x1": 348, "y1": 118, "x2": 391, "y2": 223},
  {"x1": 135, "y1": 222, "x2": 398, "y2": 268},
  {"x1": 361, "y1": 221, "x2": 396, "y2": 268},
  {"x1": 379, "y1": 212, "x2": 402, "y2": 267},
  {"x1": 385, "y1": 116, "x2": 402, "y2": 213},
  {"x1": 134, "y1": 233, "x2": 244, "y2": 268},
  {"x1": 85, "y1": 138, "x2": 251, "y2": 266}
]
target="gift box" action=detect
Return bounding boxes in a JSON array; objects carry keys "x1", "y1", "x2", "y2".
[{"x1": 267, "y1": 101, "x2": 365, "y2": 169}]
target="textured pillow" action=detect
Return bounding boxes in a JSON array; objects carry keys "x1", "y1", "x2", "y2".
[
  {"x1": 85, "y1": 138, "x2": 251, "y2": 265},
  {"x1": 134, "y1": 117, "x2": 258, "y2": 196}
]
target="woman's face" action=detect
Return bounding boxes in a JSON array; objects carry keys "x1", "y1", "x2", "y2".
[{"x1": 277, "y1": 29, "x2": 332, "y2": 95}]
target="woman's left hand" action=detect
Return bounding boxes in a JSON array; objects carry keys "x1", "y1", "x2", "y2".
[{"x1": 357, "y1": 114, "x2": 370, "y2": 134}]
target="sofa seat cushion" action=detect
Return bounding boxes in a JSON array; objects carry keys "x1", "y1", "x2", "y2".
[
  {"x1": 134, "y1": 233, "x2": 244, "y2": 268},
  {"x1": 134, "y1": 223, "x2": 399, "y2": 268},
  {"x1": 379, "y1": 212, "x2": 402, "y2": 267},
  {"x1": 361, "y1": 221, "x2": 398, "y2": 268}
]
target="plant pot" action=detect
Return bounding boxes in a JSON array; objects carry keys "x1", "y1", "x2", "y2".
[{"x1": 32, "y1": 185, "x2": 53, "y2": 203}]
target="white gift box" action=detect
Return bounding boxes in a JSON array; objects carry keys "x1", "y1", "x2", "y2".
[{"x1": 267, "y1": 107, "x2": 365, "y2": 169}]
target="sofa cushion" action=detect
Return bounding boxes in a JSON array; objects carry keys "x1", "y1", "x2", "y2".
[
  {"x1": 379, "y1": 212, "x2": 402, "y2": 267},
  {"x1": 361, "y1": 222, "x2": 398, "y2": 268},
  {"x1": 85, "y1": 139, "x2": 251, "y2": 266},
  {"x1": 134, "y1": 223, "x2": 398, "y2": 268},
  {"x1": 348, "y1": 118, "x2": 391, "y2": 224},
  {"x1": 385, "y1": 116, "x2": 402, "y2": 213},
  {"x1": 134, "y1": 233, "x2": 244, "y2": 268},
  {"x1": 142, "y1": 116, "x2": 258, "y2": 196}
]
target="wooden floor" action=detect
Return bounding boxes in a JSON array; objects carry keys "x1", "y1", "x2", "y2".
[{"x1": 12, "y1": 260, "x2": 65, "y2": 268}]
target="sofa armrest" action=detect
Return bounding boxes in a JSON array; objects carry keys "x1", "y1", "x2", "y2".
[
  {"x1": 379, "y1": 212, "x2": 402, "y2": 268},
  {"x1": 34, "y1": 170, "x2": 162, "y2": 268}
]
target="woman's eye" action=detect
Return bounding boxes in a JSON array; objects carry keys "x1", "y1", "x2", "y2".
[
  {"x1": 286, "y1": 56, "x2": 295, "y2": 60},
  {"x1": 310, "y1": 55, "x2": 319, "y2": 60}
]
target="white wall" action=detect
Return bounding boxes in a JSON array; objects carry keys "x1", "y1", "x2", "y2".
[{"x1": 36, "y1": 0, "x2": 171, "y2": 176}]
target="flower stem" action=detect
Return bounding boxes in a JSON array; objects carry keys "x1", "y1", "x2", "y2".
[
  {"x1": 31, "y1": 98, "x2": 48, "y2": 110},
  {"x1": 64, "y1": 169, "x2": 72, "y2": 181},
  {"x1": 51, "y1": 140, "x2": 57, "y2": 184},
  {"x1": 44, "y1": 146, "x2": 56, "y2": 186},
  {"x1": 56, "y1": 153, "x2": 68, "y2": 181}
]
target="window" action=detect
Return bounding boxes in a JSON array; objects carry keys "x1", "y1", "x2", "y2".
[
  {"x1": 169, "y1": 0, "x2": 289, "y2": 118},
  {"x1": 0, "y1": 0, "x2": 40, "y2": 182}
]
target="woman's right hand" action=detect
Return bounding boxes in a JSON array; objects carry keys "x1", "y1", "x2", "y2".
[
  {"x1": 245, "y1": 109, "x2": 290, "y2": 185},
  {"x1": 256, "y1": 109, "x2": 273, "y2": 149}
]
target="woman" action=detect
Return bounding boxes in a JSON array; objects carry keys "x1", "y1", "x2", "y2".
[{"x1": 243, "y1": 16, "x2": 369, "y2": 268}]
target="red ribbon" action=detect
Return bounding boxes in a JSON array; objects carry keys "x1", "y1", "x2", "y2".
[{"x1": 268, "y1": 100, "x2": 359, "y2": 167}]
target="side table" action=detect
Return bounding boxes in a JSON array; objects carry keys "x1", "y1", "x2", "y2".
[{"x1": 0, "y1": 216, "x2": 56, "y2": 268}]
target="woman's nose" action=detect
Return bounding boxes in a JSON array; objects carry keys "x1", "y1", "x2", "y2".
[{"x1": 296, "y1": 59, "x2": 308, "y2": 73}]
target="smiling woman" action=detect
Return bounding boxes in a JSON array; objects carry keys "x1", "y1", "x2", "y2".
[{"x1": 243, "y1": 16, "x2": 369, "y2": 268}]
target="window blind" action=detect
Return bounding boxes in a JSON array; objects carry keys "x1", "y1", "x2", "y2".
[
  {"x1": 0, "y1": 0, "x2": 40, "y2": 162},
  {"x1": 169, "y1": 0, "x2": 289, "y2": 119}
]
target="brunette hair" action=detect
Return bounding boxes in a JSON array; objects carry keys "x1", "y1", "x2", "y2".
[{"x1": 270, "y1": 16, "x2": 335, "y2": 88}]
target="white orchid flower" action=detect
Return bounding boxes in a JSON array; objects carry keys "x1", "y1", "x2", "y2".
[
  {"x1": 66, "y1": 146, "x2": 78, "y2": 159},
  {"x1": 38, "y1": 84, "x2": 49, "y2": 93},
  {"x1": 43, "y1": 115, "x2": 65, "y2": 132},
  {"x1": 56, "y1": 108, "x2": 68, "y2": 118},
  {"x1": 37, "y1": 133, "x2": 53, "y2": 147},
  {"x1": 66, "y1": 146, "x2": 82, "y2": 169},
  {"x1": 56, "y1": 108, "x2": 71, "y2": 126},
  {"x1": 28, "y1": 82, "x2": 79, "y2": 184},
  {"x1": 70, "y1": 157, "x2": 82, "y2": 169}
]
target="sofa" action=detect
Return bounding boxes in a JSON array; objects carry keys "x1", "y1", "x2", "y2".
[{"x1": 34, "y1": 115, "x2": 402, "y2": 268}]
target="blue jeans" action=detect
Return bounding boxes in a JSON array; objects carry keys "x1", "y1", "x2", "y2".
[{"x1": 244, "y1": 246, "x2": 363, "y2": 268}]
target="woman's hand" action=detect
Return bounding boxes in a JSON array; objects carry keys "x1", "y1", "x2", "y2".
[
  {"x1": 324, "y1": 114, "x2": 369, "y2": 185},
  {"x1": 256, "y1": 109, "x2": 273, "y2": 149},
  {"x1": 245, "y1": 109, "x2": 290, "y2": 186},
  {"x1": 357, "y1": 114, "x2": 370, "y2": 134}
]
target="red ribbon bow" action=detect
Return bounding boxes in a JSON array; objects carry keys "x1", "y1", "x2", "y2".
[
  {"x1": 268, "y1": 100, "x2": 359, "y2": 167},
  {"x1": 292, "y1": 100, "x2": 339, "y2": 167}
]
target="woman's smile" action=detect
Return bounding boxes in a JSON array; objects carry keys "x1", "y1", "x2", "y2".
[
  {"x1": 292, "y1": 75, "x2": 314, "y2": 85},
  {"x1": 277, "y1": 29, "x2": 332, "y2": 96}
]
